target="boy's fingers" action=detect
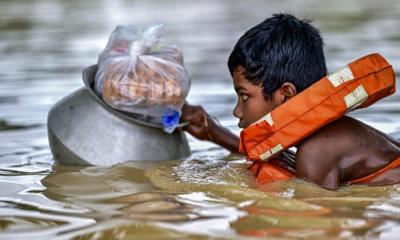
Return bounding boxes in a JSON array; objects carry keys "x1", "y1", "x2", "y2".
[
  {"x1": 181, "y1": 111, "x2": 204, "y2": 125},
  {"x1": 175, "y1": 122, "x2": 189, "y2": 132},
  {"x1": 185, "y1": 124, "x2": 205, "y2": 138},
  {"x1": 180, "y1": 103, "x2": 208, "y2": 135},
  {"x1": 182, "y1": 102, "x2": 197, "y2": 114},
  {"x1": 182, "y1": 101, "x2": 191, "y2": 112},
  {"x1": 180, "y1": 113, "x2": 194, "y2": 122},
  {"x1": 185, "y1": 123, "x2": 198, "y2": 133},
  {"x1": 182, "y1": 103, "x2": 204, "y2": 115}
]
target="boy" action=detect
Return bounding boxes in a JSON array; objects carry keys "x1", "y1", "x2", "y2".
[{"x1": 181, "y1": 13, "x2": 400, "y2": 190}]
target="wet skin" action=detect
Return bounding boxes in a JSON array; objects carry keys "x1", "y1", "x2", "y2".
[
  {"x1": 181, "y1": 67, "x2": 400, "y2": 190},
  {"x1": 296, "y1": 116, "x2": 400, "y2": 189}
]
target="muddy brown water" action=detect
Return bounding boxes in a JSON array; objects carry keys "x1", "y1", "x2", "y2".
[{"x1": 1, "y1": 0, "x2": 400, "y2": 239}]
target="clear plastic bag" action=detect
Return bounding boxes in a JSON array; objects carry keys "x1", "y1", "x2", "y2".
[{"x1": 95, "y1": 24, "x2": 191, "y2": 133}]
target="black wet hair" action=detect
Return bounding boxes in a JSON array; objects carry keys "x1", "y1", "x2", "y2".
[{"x1": 228, "y1": 13, "x2": 327, "y2": 97}]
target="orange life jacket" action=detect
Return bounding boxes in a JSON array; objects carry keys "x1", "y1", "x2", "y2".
[{"x1": 240, "y1": 53, "x2": 396, "y2": 184}]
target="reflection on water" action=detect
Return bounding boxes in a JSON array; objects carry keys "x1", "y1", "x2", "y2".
[{"x1": 1, "y1": 0, "x2": 400, "y2": 239}]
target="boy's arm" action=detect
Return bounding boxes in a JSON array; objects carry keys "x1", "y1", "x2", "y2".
[
  {"x1": 296, "y1": 161, "x2": 340, "y2": 190},
  {"x1": 180, "y1": 103, "x2": 240, "y2": 153},
  {"x1": 295, "y1": 131, "x2": 341, "y2": 190}
]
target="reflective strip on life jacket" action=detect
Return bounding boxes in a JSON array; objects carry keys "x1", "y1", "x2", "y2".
[{"x1": 240, "y1": 53, "x2": 396, "y2": 162}]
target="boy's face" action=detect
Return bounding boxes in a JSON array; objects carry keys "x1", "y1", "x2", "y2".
[{"x1": 232, "y1": 66, "x2": 278, "y2": 128}]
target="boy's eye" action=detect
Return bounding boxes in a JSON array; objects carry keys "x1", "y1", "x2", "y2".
[{"x1": 241, "y1": 94, "x2": 249, "y2": 101}]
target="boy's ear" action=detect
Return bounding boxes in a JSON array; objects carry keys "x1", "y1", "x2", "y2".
[{"x1": 275, "y1": 82, "x2": 297, "y2": 105}]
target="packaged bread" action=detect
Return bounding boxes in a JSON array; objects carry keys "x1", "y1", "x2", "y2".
[{"x1": 95, "y1": 24, "x2": 191, "y2": 132}]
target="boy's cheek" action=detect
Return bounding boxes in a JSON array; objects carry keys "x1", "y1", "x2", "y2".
[
  {"x1": 241, "y1": 111, "x2": 257, "y2": 127},
  {"x1": 246, "y1": 106, "x2": 271, "y2": 126}
]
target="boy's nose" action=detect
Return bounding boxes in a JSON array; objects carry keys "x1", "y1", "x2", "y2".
[{"x1": 233, "y1": 104, "x2": 242, "y2": 119}]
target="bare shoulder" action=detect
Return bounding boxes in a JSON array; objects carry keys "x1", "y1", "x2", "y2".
[
  {"x1": 295, "y1": 116, "x2": 400, "y2": 189},
  {"x1": 295, "y1": 118, "x2": 347, "y2": 190}
]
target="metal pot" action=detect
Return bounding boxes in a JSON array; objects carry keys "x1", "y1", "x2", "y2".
[{"x1": 47, "y1": 65, "x2": 190, "y2": 166}]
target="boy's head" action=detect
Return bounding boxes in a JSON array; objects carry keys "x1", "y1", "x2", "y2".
[{"x1": 229, "y1": 13, "x2": 327, "y2": 128}]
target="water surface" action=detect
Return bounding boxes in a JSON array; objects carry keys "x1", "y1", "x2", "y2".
[{"x1": 1, "y1": 0, "x2": 400, "y2": 239}]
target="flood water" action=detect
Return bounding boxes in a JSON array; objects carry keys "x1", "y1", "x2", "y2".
[{"x1": 1, "y1": 0, "x2": 400, "y2": 239}]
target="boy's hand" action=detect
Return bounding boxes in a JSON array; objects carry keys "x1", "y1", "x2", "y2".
[
  {"x1": 180, "y1": 102, "x2": 240, "y2": 153},
  {"x1": 180, "y1": 103, "x2": 214, "y2": 141}
]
